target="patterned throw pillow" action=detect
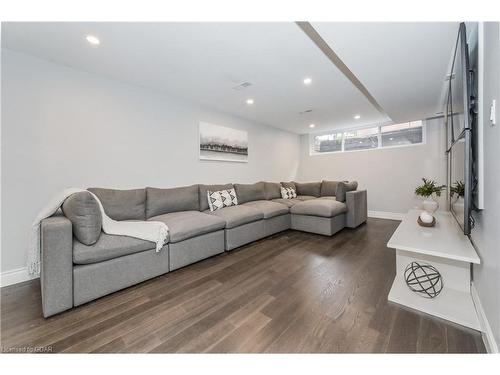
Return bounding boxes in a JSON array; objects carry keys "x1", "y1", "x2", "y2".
[
  {"x1": 280, "y1": 187, "x2": 297, "y2": 199},
  {"x1": 207, "y1": 188, "x2": 238, "y2": 211}
]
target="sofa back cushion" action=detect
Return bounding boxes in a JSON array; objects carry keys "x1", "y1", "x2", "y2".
[
  {"x1": 234, "y1": 182, "x2": 266, "y2": 204},
  {"x1": 321, "y1": 180, "x2": 341, "y2": 197},
  {"x1": 336, "y1": 181, "x2": 359, "y2": 202},
  {"x1": 295, "y1": 182, "x2": 321, "y2": 197},
  {"x1": 62, "y1": 191, "x2": 102, "y2": 245},
  {"x1": 263, "y1": 182, "x2": 282, "y2": 200},
  {"x1": 87, "y1": 187, "x2": 146, "y2": 221},
  {"x1": 146, "y1": 185, "x2": 199, "y2": 218},
  {"x1": 199, "y1": 183, "x2": 233, "y2": 211}
]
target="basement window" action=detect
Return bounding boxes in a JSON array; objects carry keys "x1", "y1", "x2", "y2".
[
  {"x1": 310, "y1": 120, "x2": 424, "y2": 155},
  {"x1": 311, "y1": 132, "x2": 343, "y2": 153},
  {"x1": 380, "y1": 121, "x2": 423, "y2": 147},
  {"x1": 344, "y1": 126, "x2": 379, "y2": 151}
]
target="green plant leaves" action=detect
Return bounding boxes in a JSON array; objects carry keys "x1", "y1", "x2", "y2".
[{"x1": 415, "y1": 178, "x2": 446, "y2": 198}]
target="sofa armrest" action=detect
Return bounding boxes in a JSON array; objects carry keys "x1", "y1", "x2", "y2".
[
  {"x1": 346, "y1": 190, "x2": 367, "y2": 228},
  {"x1": 40, "y1": 213, "x2": 73, "y2": 317}
]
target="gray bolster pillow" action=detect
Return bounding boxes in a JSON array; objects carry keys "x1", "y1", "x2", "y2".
[
  {"x1": 62, "y1": 191, "x2": 102, "y2": 245},
  {"x1": 336, "y1": 181, "x2": 359, "y2": 202}
]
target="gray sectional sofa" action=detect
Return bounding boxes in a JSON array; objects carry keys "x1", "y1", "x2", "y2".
[{"x1": 40, "y1": 180, "x2": 367, "y2": 317}]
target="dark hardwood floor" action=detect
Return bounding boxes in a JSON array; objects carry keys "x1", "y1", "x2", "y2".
[{"x1": 0, "y1": 218, "x2": 485, "y2": 353}]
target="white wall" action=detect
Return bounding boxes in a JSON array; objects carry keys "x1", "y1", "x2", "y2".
[
  {"x1": 297, "y1": 118, "x2": 447, "y2": 215},
  {"x1": 470, "y1": 22, "x2": 500, "y2": 351},
  {"x1": 0, "y1": 49, "x2": 300, "y2": 275}
]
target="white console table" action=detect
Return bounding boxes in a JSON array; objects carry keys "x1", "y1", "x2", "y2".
[{"x1": 387, "y1": 209, "x2": 481, "y2": 330}]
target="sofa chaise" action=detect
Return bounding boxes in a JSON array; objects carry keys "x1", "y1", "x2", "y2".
[{"x1": 40, "y1": 180, "x2": 367, "y2": 317}]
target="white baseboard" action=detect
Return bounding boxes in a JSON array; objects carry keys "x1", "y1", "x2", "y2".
[
  {"x1": 368, "y1": 210, "x2": 405, "y2": 221},
  {"x1": 0, "y1": 267, "x2": 38, "y2": 288},
  {"x1": 471, "y1": 282, "x2": 499, "y2": 353}
]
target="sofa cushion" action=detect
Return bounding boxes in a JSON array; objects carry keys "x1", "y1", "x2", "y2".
[
  {"x1": 62, "y1": 191, "x2": 102, "y2": 245},
  {"x1": 263, "y1": 182, "x2": 282, "y2": 200},
  {"x1": 233, "y1": 182, "x2": 266, "y2": 204},
  {"x1": 243, "y1": 200, "x2": 289, "y2": 219},
  {"x1": 149, "y1": 211, "x2": 226, "y2": 243},
  {"x1": 318, "y1": 196, "x2": 337, "y2": 200},
  {"x1": 73, "y1": 233, "x2": 157, "y2": 265},
  {"x1": 321, "y1": 180, "x2": 341, "y2": 197},
  {"x1": 199, "y1": 184, "x2": 233, "y2": 212},
  {"x1": 336, "y1": 181, "x2": 359, "y2": 202},
  {"x1": 295, "y1": 182, "x2": 321, "y2": 197},
  {"x1": 146, "y1": 185, "x2": 199, "y2": 218},
  {"x1": 271, "y1": 198, "x2": 303, "y2": 208},
  {"x1": 206, "y1": 205, "x2": 263, "y2": 229},
  {"x1": 296, "y1": 195, "x2": 316, "y2": 201},
  {"x1": 290, "y1": 199, "x2": 347, "y2": 218},
  {"x1": 88, "y1": 188, "x2": 146, "y2": 221}
]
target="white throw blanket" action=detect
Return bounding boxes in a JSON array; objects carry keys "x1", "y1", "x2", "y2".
[{"x1": 28, "y1": 188, "x2": 169, "y2": 276}]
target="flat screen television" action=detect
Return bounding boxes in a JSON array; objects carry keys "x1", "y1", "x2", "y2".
[{"x1": 445, "y1": 23, "x2": 475, "y2": 235}]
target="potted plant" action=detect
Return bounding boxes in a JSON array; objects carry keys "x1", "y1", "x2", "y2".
[{"x1": 415, "y1": 178, "x2": 446, "y2": 214}]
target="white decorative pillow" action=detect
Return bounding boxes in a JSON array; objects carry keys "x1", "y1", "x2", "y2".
[
  {"x1": 280, "y1": 187, "x2": 297, "y2": 199},
  {"x1": 207, "y1": 188, "x2": 238, "y2": 211}
]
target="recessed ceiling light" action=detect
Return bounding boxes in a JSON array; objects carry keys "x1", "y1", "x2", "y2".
[
  {"x1": 86, "y1": 35, "x2": 100, "y2": 46},
  {"x1": 354, "y1": 114, "x2": 361, "y2": 120},
  {"x1": 309, "y1": 123, "x2": 316, "y2": 128},
  {"x1": 246, "y1": 98, "x2": 254, "y2": 105},
  {"x1": 389, "y1": 137, "x2": 394, "y2": 141},
  {"x1": 303, "y1": 78, "x2": 312, "y2": 85}
]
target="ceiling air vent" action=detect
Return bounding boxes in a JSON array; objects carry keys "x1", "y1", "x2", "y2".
[
  {"x1": 299, "y1": 109, "x2": 313, "y2": 115},
  {"x1": 232, "y1": 82, "x2": 252, "y2": 91}
]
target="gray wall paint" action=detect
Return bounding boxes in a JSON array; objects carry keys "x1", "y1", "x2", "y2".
[
  {"x1": 1, "y1": 49, "x2": 300, "y2": 273},
  {"x1": 471, "y1": 22, "x2": 500, "y2": 349},
  {"x1": 297, "y1": 118, "x2": 447, "y2": 214}
]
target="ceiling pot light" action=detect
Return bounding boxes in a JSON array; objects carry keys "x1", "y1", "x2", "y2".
[
  {"x1": 86, "y1": 35, "x2": 100, "y2": 46},
  {"x1": 309, "y1": 124, "x2": 316, "y2": 128},
  {"x1": 303, "y1": 78, "x2": 312, "y2": 85},
  {"x1": 354, "y1": 114, "x2": 361, "y2": 120},
  {"x1": 246, "y1": 98, "x2": 254, "y2": 105}
]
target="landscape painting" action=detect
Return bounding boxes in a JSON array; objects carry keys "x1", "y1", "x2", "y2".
[{"x1": 199, "y1": 122, "x2": 248, "y2": 162}]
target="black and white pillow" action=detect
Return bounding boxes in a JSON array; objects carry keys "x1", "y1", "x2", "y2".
[
  {"x1": 280, "y1": 187, "x2": 297, "y2": 199},
  {"x1": 207, "y1": 188, "x2": 238, "y2": 211}
]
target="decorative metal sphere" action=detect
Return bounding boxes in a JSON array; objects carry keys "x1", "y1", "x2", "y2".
[{"x1": 404, "y1": 262, "x2": 443, "y2": 298}]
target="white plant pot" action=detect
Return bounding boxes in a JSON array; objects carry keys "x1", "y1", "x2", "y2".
[{"x1": 422, "y1": 194, "x2": 439, "y2": 214}]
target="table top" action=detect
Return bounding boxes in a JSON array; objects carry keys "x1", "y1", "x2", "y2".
[{"x1": 387, "y1": 210, "x2": 480, "y2": 264}]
